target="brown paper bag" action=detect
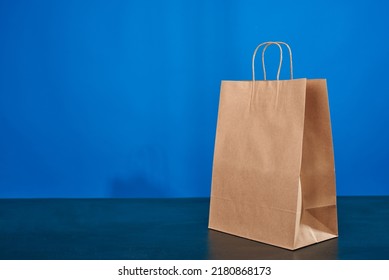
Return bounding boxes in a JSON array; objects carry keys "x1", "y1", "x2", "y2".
[{"x1": 208, "y1": 41, "x2": 338, "y2": 250}]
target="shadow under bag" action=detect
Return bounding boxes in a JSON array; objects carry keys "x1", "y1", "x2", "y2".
[{"x1": 209, "y1": 41, "x2": 338, "y2": 250}]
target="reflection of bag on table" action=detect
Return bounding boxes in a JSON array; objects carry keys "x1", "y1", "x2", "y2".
[{"x1": 209, "y1": 41, "x2": 338, "y2": 250}]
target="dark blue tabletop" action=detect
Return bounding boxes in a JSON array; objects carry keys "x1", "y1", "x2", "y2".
[{"x1": 0, "y1": 197, "x2": 388, "y2": 259}]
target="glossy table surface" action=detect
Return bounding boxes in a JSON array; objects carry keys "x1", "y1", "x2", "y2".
[{"x1": 0, "y1": 197, "x2": 388, "y2": 260}]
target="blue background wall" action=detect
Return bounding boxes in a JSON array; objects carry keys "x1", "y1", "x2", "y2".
[{"x1": 0, "y1": 0, "x2": 388, "y2": 197}]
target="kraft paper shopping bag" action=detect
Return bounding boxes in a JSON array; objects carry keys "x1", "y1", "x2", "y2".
[{"x1": 208, "y1": 41, "x2": 338, "y2": 250}]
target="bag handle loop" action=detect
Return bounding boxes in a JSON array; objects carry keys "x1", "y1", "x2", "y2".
[
  {"x1": 251, "y1": 41, "x2": 293, "y2": 82},
  {"x1": 252, "y1": 42, "x2": 283, "y2": 82}
]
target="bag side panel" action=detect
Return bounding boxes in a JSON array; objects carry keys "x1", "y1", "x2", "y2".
[{"x1": 294, "y1": 79, "x2": 338, "y2": 249}]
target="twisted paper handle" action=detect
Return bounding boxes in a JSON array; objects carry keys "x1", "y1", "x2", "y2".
[{"x1": 252, "y1": 41, "x2": 293, "y2": 81}]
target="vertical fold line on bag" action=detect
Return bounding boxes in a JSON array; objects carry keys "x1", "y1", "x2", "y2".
[
  {"x1": 293, "y1": 177, "x2": 303, "y2": 248},
  {"x1": 249, "y1": 81, "x2": 255, "y2": 110},
  {"x1": 274, "y1": 81, "x2": 280, "y2": 109}
]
